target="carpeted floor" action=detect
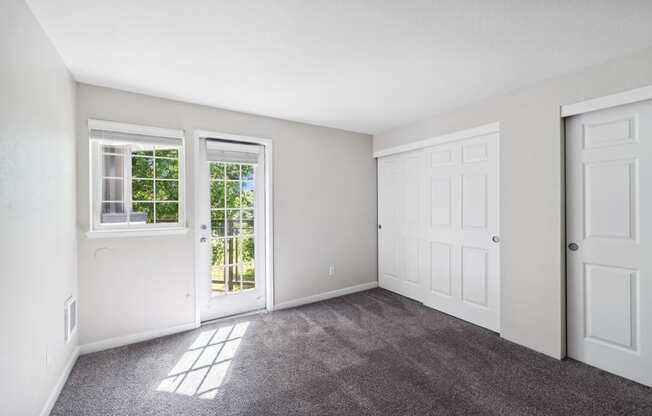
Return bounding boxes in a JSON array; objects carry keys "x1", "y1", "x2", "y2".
[{"x1": 52, "y1": 288, "x2": 652, "y2": 415}]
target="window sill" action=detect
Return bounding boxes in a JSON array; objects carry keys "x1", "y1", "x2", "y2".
[{"x1": 85, "y1": 227, "x2": 189, "y2": 239}]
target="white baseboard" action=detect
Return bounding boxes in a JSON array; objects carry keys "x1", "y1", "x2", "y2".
[
  {"x1": 272, "y1": 281, "x2": 378, "y2": 311},
  {"x1": 79, "y1": 321, "x2": 198, "y2": 355},
  {"x1": 40, "y1": 346, "x2": 79, "y2": 416}
]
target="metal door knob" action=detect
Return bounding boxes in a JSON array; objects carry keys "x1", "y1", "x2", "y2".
[
  {"x1": 491, "y1": 235, "x2": 500, "y2": 243},
  {"x1": 200, "y1": 237, "x2": 208, "y2": 243},
  {"x1": 568, "y1": 242, "x2": 579, "y2": 251}
]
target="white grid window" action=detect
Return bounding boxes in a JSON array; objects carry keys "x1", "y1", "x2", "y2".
[{"x1": 89, "y1": 120, "x2": 185, "y2": 232}]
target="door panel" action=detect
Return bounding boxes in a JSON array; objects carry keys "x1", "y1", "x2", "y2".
[
  {"x1": 566, "y1": 100, "x2": 652, "y2": 387},
  {"x1": 422, "y1": 134, "x2": 500, "y2": 331},
  {"x1": 377, "y1": 151, "x2": 425, "y2": 301},
  {"x1": 377, "y1": 133, "x2": 500, "y2": 331}
]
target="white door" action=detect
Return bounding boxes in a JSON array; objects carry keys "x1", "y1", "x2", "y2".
[
  {"x1": 377, "y1": 133, "x2": 500, "y2": 331},
  {"x1": 378, "y1": 151, "x2": 425, "y2": 302},
  {"x1": 197, "y1": 139, "x2": 266, "y2": 321},
  {"x1": 566, "y1": 100, "x2": 652, "y2": 386},
  {"x1": 421, "y1": 133, "x2": 500, "y2": 331}
]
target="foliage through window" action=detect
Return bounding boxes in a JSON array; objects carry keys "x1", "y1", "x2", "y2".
[{"x1": 209, "y1": 162, "x2": 256, "y2": 294}]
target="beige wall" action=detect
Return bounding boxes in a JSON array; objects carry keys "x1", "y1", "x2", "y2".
[
  {"x1": 0, "y1": 0, "x2": 78, "y2": 415},
  {"x1": 76, "y1": 84, "x2": 377, "y2": 345},
  {"x1": 374, "y1": 47, "x2": 652, "y2": 359}
]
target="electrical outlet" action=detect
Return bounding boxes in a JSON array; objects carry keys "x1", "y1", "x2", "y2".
[{"x1": 328, "y1": 265, "x2": 336, "y2": 277}]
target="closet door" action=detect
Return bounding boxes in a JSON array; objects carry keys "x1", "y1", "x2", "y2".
[
  {"x1": 377, "y1": 134, "x2": 499, "y2": 331},
  {"x1": 420, "y1": 134, "x2": 500, "y2": 331},
  {"x1": 378, "y1": 151, "x2": 425, "y2": 302},
  {"x1": 566, "y1": 100, "x2": 652, "y2": 387}
]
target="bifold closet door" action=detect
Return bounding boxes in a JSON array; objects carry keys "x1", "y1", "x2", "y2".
[
  {"x1": 378, "y1": 133, "x2": 500, "y2": 332},
  {"x1": 566, "y1": 100, "x2": 652, "y2": 387},
  {"x1": 378, "y1": 151, "x2": 426, "y2": 302}
]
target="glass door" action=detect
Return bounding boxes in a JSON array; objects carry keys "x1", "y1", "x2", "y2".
[{"x1": 197, "y1": 139, "x2": 266, "y2": 321}]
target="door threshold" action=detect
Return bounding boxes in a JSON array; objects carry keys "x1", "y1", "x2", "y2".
[{"x1": 200, "y1": 308, "x2": 267, "y2": 326}]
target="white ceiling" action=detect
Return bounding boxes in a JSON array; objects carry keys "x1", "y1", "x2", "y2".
[{"x1": 27, "y1": 0, "x2": 652, "y2": 134}]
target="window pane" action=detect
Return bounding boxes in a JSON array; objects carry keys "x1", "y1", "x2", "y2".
[
  {"x1": 155, "y1": 202, "x2": 179, "y2": 223},
  {"x1": 155, "y1": 158, "x2": 179, "y2": 179},
  {"x1": 223, "y1": 237, "x2": 238, "y2": 265},
  {"x1": 156, "y1": 148, "x2": 178, "y2": 158},
  {"x1": 225, "y1": 182, "x2": 240, "y2": 208},
  {"x1": 211, "y1": 238, "x2": 225, "y2": 267},
  {"x1": 132, "y1": 179, "x2": 154, "y2": 201},
  {"x1": 131, "y1": 202, "x2": 153, "y2": 223},
  {"x1": 210, "y1": 181, "x2": 225, "y2": 208},
  {"x1": 242, "y1": 182, "x2": 254, "y2": 208},
  {"x1": 103, "y1": 178, "x2": 123, "y2": 201},
  {"x1": 210, "y1": 163, "x2": 225, "y2": 180},
  {"x1": 211, "y1": 210, "x2": 225, "y2": 237},
  {"x1": 102, "y1": 202, "x2": 125, "y2": 214},
  {"x1": 103, "y1": 145, "x2": 124, "y2": 154},
  {"x1": 131, "y1": 144, "x2": 154, "y2": 157},
  {"x1": 101, "y1": 202, "x2": 126, "y2": 223},
  {"x1": 241, "y1": 210, "x2": 254, "y2": 235},
  {"x1": 225, "y1": 210, "x2": 240, "y2": 236},
  {"x1": 240, "y1": 236, "x2": 254, "y2": 263},
  {"x1": 132, "y1": 156, "x2": 153, "y2": 178},
  {"x1": 103, "y1": 154, "x2": 124, "y2": 177},
  {"x1": 226, "y1": 164, "x2": 240, "y2": 180},
  {"x1": 156, "y1": 180, "x2": 179, "y2": 201},
  {"x1": 241, "y1": 165, "x2": 254, "y2": 181}
]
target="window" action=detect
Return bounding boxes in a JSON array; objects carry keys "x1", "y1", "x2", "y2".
[{"x1": 89, "y1": 120, "x2": 185, "y2": 232}]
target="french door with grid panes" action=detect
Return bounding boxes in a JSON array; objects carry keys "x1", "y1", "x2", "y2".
[{"x1": 197, "y1": 139, "x2": 266, "y2": 321}]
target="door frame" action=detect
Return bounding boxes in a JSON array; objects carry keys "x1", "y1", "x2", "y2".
[
  {"x1": 561, "y1": 84, "x2": 652, "y2": 359},
  {"x1": 192, "y1": 129, "x2": 274, "y2": 326}
]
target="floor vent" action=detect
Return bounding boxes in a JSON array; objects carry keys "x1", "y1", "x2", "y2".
[{"x1": 64, "y1": 296, "x2": 77, "y2": 342}]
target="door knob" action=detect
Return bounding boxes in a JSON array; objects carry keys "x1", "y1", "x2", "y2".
[
  {"x1": 491, "y1": 235, "x2": 500, "y2": 243},
  {"x1": 568, "y1": 242, "x2": 579, "y2": 251},
  {"x1": 378, "y1": 224, "x2": 382, "y2": 230},
  {"x1": 200, "y1": 237, "x2": 208, "y2": 243}
]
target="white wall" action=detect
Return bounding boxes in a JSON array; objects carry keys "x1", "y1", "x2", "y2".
[
  {"x1": 76, "y1": 84, "x2": 377, "y2": 346},
  {"x1": 374, "y1": 47, "x2": 652, "y2": 359},
  {"x1": 0, "y1": 0, "x2": 78, "y2": 415}
]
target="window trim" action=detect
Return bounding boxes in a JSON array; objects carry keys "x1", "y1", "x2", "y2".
[{"x1": 88, "y1": 119, "x2": 187, "y2": 236}]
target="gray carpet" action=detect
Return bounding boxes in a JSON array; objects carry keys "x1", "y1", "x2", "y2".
[{"x1": 52, "y1": 289, "x2": 652, "y2": 415}]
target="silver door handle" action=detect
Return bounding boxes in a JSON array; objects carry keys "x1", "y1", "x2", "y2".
[
  {"x1": 200, "y1": 237, "x2": 208, "y2": 243},
  {"x1": 491, "y1": 235, "x2": 500, "y2": 243},
  {"x1": 568, "y1": 242, "x2": 579, "y2": 251}
]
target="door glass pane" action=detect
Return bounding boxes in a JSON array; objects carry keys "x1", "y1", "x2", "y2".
[
  {"x1": 225, "y1": 209, "x2": 240, "y2": 236},
  {"x1": 211, "y1": 210, "x2": 225, "y2": 237},
  {"x1": 242, "y1": 262, "x2": 255, "y2": 290},
  {"x1": 225, "y1": 182, "x2": 240, "y2": 208},
  {"x1": 210, "y1": 181, "x2": 225, "y2": 207},
  {"x1": 208, "y1": 161, "x2": 256, "y2": 295}
]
